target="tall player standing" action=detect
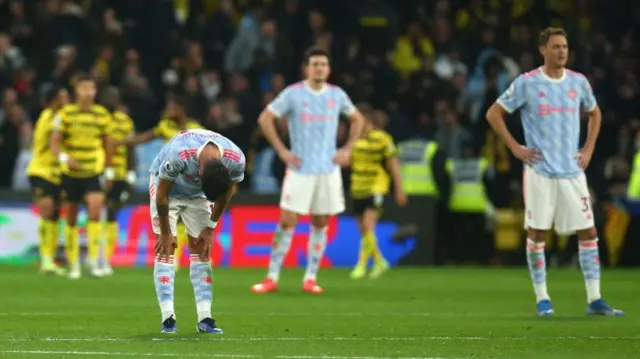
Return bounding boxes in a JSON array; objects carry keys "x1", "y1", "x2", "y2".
[
  {"x1": 150, "y1": 129, "x2": 245, "y2": 333},
  {"x1": 486, "y1": 27, "x2": 623, "y2": 316},
  {"x1": 251, "y1": 47, "x2": 365, "y2": 294}
]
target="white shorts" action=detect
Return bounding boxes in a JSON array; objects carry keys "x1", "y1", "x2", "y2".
[
  {"x1": 149, "y1": 176, "x2": 213, "y2": 237},
  {"x1": 523, "y1": 166, "x2": 594, "y2": 235},
  {"x1": 280, "y1": 168, "x2": 345, "y2": 215}
]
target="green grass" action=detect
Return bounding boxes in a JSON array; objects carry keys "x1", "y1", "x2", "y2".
[{"x1": 0, "y1": 266, "x2": 637, "y2": 359}]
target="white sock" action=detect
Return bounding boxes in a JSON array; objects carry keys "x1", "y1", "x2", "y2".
[
  {"x1": 267, "y1": 226, "x2": 294, "y2": 281},
  {"x1": 154, "y1": 255, "x2": 176, "y2": 322},
  {"x1": 526, "y1": 239, "x2": 550, "y2": 302},
  {"x1": 578, "y1": 239, "x2": 602, "y2": 303},
  {"x1": 189, "y1": 254, "x2": 213, "y2": 322},
  {"x1": 304, "y1": 227, "x2": 328, "y2": 281}
]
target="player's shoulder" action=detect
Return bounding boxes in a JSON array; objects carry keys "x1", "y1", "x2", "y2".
[
  {"x1": 326, "y1": 83, "x2": 347, "y2": 95},
  {"x1": 370, "y1": 129, "x2": 393, "y2": 142},
  {"x1": 186, "y1": 119, "x2": 204, "y2": 129},
  {"x1": 59, "y1": 103, "x2": 78, "y2": 114},
  {"x1": 91, "y1": 104, "x2": 110, "y2": 115},
  {"x1": 38, "y1": 108, "x2": 54, "y2": 121},
  {"x1": 565, "y1": 68, "x2": 590, "y2": 85}
]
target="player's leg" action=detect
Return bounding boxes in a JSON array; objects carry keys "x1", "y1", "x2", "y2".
[
  {"x1": 303, "y1": 169, "x2": 346, "y2": 293},
  {"x1": 150, "y1": 177, "x2": 181, "y2": 333},
  {"x1": 85, "y1": 177, "x2": 105, "y2": 277},
  {"x1": 175, "y1": 219, "x2": 188, "y2": 272},
  {"x1": 365, "y1": 195, "x2": 388, "y2": 279},
  {"x1": 31, "y1": 178, "x2": 62, "y2": 274},
  {"x1": 103, "y1": 181, "x2": 124, "y2": 276},
  {"x1": 183, "y1": 198, "x2": 223, "y2": 333},
  {"x1": 350, "y1": 208, "x2": 370, "y2": 279},
  {"x1": 62, "y1": 176, "x2": 82, "y2": 279},
  {"x1": 523, "y1": 167, "x2": 556, "y2": 315},
  {"x1": 556, "y1": 175, "x2": 623, "y2": 316},
  {"x1": 252, "y1": 170, "x2": 313, "y2": 293}
]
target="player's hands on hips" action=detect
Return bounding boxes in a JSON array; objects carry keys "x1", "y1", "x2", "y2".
[
  {"x1": 155, "y1": 233, "x2": 177, "y2": 257},
  {"x1": 277, "y1": 149, "x2": 302, "y2": 168},
  {"x1": 511, "y1": 145, "x2": 541, "y2": 165},
  {"x1": 332, "y1": 147, "x2": 351, "y2": 166},
  {"x1": 197, "y1": 227, "x2": 215, "y2": 261},
  {"x1": 577, "y1": 145, "x2": 594, "y2": 169}
]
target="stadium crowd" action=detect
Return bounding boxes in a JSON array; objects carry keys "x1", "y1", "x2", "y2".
[{"x1": 0, "y1": 0, "x2": 639, "y2": 264}]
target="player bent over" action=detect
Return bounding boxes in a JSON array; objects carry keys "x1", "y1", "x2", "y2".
[
  {"x1": 486, "y1": 27, "x2": 623, "y2": 316},
  {"x1": 149, "y1": 129, "x2": 245, "y2": 333}
]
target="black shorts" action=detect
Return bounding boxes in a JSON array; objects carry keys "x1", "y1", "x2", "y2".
[
  {"x1": 352, "y1": 194, "x2": 384, "y2": 216},
  {"x1": 106, "y1": 180, "x2": 131, "y2": 203},
  {"x1": 29, "y1": 176, "x2": 61, "y2": 204},
  {"x1": 61, "y1": 175, "x2": 102, "y2": 203}
]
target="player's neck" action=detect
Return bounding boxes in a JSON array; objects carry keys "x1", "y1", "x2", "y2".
[
  {"x1": 304, "y1": 79, "x2": 326, "y2": 92},
  {"x1": 541, "y1": 65, "x2": 565, "y2": 80},
  {"x1": 77, "y1": 101, "x2": 93, "y2": 110}
]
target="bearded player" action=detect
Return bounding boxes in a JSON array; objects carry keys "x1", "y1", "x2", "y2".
[
  {"x1": 486, "y1": 27, "x2": 623, "y2": 316},
  {"x1": 150, "y1": 129, "x2": 245, "y2": 333},
  {"x1": 251, "y1": 47, "x2": 365, "y2": 294}
]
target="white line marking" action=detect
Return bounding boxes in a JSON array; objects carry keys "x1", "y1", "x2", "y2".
[
  {"x1": 1, "y1": 350, "x2": 450, "y2": 359},
  {"x1": 0, "y1": 312, "x2": 537, "y2": 318},
  {"x1": 0, "y1": 336, "x2": 638, "y2": 343}
]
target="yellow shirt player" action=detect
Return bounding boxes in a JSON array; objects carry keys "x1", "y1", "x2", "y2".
[
  {"x1": 122, "y1": 96, "x2": 202, "y2": 271},
  {"x1": 26, "y1": 87, "x2": 70, "y2": 275},
  {"x1": 125, "y1": 97, "x2": 203, "y2": 145},
  {"x1": 349, "y1": 109, "x2": 406, "y2": 280},
  {"x1": 50, "y1": 75, "x2": 113, "y2": 279},
  {"x1": 100, "y1": 87, "x2": 136, "y2": 276}
]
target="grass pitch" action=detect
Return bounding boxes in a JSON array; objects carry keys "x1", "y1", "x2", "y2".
[{"x1": 0, "y1": 266, "x2": 637, "y2": 359}]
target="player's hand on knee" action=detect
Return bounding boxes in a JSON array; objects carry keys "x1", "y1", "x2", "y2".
[
  {"x1": 197, "y1": 227, "x2": 214, "y2": 261},
  {"x1": 155, "y1": 233, "x2": 177, "y2": 256},
  {"x1": 511, "y1": 145, "x2": 541, "y2": 165}
]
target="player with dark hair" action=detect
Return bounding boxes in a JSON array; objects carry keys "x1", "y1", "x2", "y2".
[
  {"x1": 100, "y1": 86, "x2": 135, "y2": 275},
  {"x1": 149, "y1": 129, "x2": 245, "y2": 333},
  {"x1": 27, "y1": 86, "x2": 70, "y2": 275},
  {"x1": 50, "y1": 75, "x2": 113, "y2": 279},
  {"x1": 486, "y1": 27, "x2": 623, "y2": 316},
  {"x1": 251, "y1": 46, "x2": 365, "y2": 294},
  {"x1": 124, "y1": 95, "x2": 203, "y2": 271}
]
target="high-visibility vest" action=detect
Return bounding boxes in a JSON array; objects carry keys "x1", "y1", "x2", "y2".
[
  {"x1": 398, "y1": 140, "x2": 439, "y2": 196},
  {"x1": 446, "y1": 158, "x2": 488, "y2": 213},
  {"x1": 627, "y1": 152, "x2": 640, "y2": 200}
]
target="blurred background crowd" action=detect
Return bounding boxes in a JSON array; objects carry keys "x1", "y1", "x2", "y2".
[{"x1": 0, "y1": 0, "x2": 639, "y2": 265}]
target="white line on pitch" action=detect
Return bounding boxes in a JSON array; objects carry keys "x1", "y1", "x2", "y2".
[
  {"x1": 0, "y1": 336, "x2": 638, "y2": 342},
  {"x1": 0, "y1": 350, "x2": 452, "y2": 359},
  {"x1": 0, "y1": 312, "x2": 527, "y2": 318}
]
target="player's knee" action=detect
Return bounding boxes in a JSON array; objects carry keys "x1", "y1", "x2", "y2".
[
  {"x1": 577, "y1": 227, "x2": 597, "y2": 241},
  {"x1": 279, "y1": 211, "x2": 298, "y2": 231},
  {"x1": 106, "y1": 202, "x2": 120, "y2": 222},
  {"x1": 310, "y1": 215, "x2": 329, "y2": 229},
  {"x1": 65, "y1": 203, "x2": 79, "y2": 226},
  {"x1": 39, "y1": 198, "x2": 55, "y2": 219},
  {"x1": 51, "y1": 206, "x2": 61, "y2": 221},
  {"x1": 527, "y1": 229, "x2": 547, "y2": 242},
  {"x1": 361, "y1": 210, "x2": 377, "y2": 232}
]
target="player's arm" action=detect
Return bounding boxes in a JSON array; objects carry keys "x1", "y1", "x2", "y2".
[
  {"x1": 50, "y1": 111, "x2": 77, "y2": 169},
  {"x1": 339, "y1": 90, "x2": 364, "y2": 150},
  {"x1": 486, "y1": 76, "x2": 539, "y2": 163},
  {"x1": 210, "y1": 183, "x2": 237, "y2": 223},
  {"x1": 384, "y1": 136, "x2": 406, "y2": 205},
  {"x1": 259, "y1": 89, "x2": 290, "y2": 155},
  {"x1": 155, "y1": 178, "x2": 174, "y2": 235},
  {"x1": 579, "y1": 78, "x2": 601, "y2": 168},
  {"x1": 125, "y1": 129, "x2": 157, "y2": 146}
]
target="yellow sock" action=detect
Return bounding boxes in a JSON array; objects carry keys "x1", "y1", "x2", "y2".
[
  {"x1": 364, "y1": 231, "x2": 384, "y2": 263},
  {"x1": 65, "y1": 225, "x2": 79, "y2": 265},
  {"x1": 44, "y1": 220, "x2": 59, "y2": 260},
  {"x1": 175, "y1": 222, "x2": 188, "y2": 266},
  {"x1": 38, "y1": 220, "x2": 51, "y2": 266},
  {"x1": 105, "y1": 221, "x2": 119, "y2": 261},
  {"x1": 87, "y1": 221, "x2": 102, "y2": 262},
  {"x1": 357, "y1": 233, "x2": 372, "y2": 267}
]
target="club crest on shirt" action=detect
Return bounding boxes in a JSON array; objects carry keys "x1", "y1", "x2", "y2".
[
  {"x1": 164, "y1": 162, "x2": 173, "y2": 172},
  {"x1": 568, "y1": 89, "x2": 577, "y2": 100},
  {"x1": 326, "y1": 99, "x2": 335, "y2": 109}
]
